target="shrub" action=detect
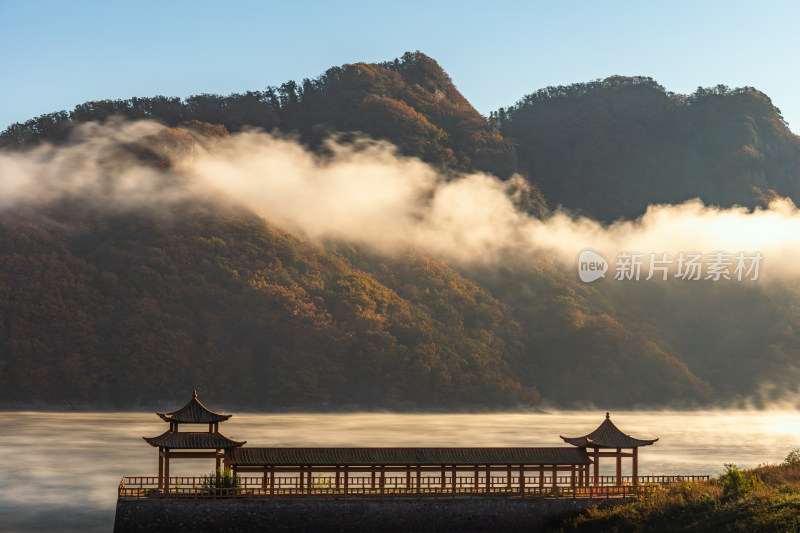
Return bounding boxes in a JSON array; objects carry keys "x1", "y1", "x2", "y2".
[
  {"x1": 200, "y1": 468, "x2": 241, "y2": 489},
  {"x1": 312, "y1": 473, "x2": 332, "y2": 489},
  {"x1": 784, "y1": 449, "x2": 800, "y2": 466},
  {"x1": 722, "y1": 463, "x2": 757, "y2": 500}
]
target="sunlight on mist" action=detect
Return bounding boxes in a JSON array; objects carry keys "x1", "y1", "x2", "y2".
[
  {"x1": 3, "y1": 409, "x2": 800, "y2": 532},
  {"x1": 3, "y1": 121, "x2": 800, "y2": 278}
]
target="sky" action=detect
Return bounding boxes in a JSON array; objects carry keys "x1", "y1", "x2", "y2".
[{"x1": 1, "y1": 0, "x2": 799, "y2": 133}]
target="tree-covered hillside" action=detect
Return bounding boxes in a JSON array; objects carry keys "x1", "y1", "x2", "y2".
[
  {"x1": 0, "y1": 199, "x2": 540, "y2": 408},
  {"x1": 1, "y1": 52, "x2": 548, "y2": 220},
  {"x1": 496, "y1": 76, "x2": 800, "y2": 220},
  {"x1": 3, "y1": 54, "x2": 800, "y2": 409},
  {"x1": 1, "y1": 52, "x2": 513, "y2": 175}
]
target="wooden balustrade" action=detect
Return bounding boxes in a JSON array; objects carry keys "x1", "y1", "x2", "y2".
[{"x1": 118, "y1": 473, "x2": 708, "y2": 500}]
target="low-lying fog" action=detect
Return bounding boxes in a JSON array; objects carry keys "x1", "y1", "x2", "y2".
[{"x1": 2, "y1": 410, "x2": 799, "y2": 532}]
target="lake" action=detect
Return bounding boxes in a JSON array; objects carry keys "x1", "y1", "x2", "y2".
[{"x1": 2, "y1": 410, "x2": 799, "y2": 532}]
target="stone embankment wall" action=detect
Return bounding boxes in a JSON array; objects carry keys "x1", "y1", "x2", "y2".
[{"x1": 114, "y1": 497, "x2": 605, "y2": 532}]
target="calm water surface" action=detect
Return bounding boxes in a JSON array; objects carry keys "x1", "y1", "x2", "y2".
[{"x1": 2, "y1": 410, "x2": 799, "y2": 532}]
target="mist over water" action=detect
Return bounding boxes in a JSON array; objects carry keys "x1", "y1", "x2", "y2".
[{"x1": 2, "y1": 410, "x2": 800, "y2": 532}]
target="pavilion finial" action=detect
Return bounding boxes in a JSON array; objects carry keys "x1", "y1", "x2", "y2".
[
  {"x1": 193, "y1": 389, "x2": 198, "y2": 399},
  {"x1": 605, "y1": 412, "x2": 610, "y2": 419}
]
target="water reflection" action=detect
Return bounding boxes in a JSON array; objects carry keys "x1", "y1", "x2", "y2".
[{"x1": 2, "y1": 410, "x2": 799, "y2": 532}]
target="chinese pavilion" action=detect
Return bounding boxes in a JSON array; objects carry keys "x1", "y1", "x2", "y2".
[
  {"x1": 133, "y1": 398, "x2": 671, "y2": 498},
  {"x1": 143, "y1": 390, "x2": 246, "y2": 492},
  {"x1": 561, "y1": 412, "x2": 657, "y2": 486}
]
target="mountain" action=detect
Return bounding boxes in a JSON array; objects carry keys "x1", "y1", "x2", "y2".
[
  {"x1": 2, "y1": 53, "x2": 800, "y2": 409},
  {"x1": 0, "y1": 195, "x2": 538, "y2": 408},
  {"x1": 0, "y1": 53, "x2": 547, "y2": 219},
  {"x1": 496, "y1": 76, "x2": 800, "y2": 220},
  {"x1": 1, "y1": 52, "x2": 512, "y2": 173}
]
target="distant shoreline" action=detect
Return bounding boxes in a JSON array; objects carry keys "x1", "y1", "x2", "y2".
[
  {"x1": 4, "y1": 402, "x2": 798, "y2": 413},
  {"x1": 0, "y1": 402, "x2": 553, "y2": 414}
]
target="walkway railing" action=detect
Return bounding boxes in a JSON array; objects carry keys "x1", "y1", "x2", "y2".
[
  {"x1": 119, "y1": 474, "x2": 708, "y2": 500},
  {"x1": 594, "y1": 475, "x2": 709, "y2": 486}
]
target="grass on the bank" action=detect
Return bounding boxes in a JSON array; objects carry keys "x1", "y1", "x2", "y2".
[{"x1": 553, "y1": 451, "x2": 800, "y2": 532}]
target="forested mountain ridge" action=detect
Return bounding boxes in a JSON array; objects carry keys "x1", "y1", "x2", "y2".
[
  {"x1": 495, "y1": 76, "x2": 800, "y2": 220},
  {"x1": 0, "y1": 52, "x2": 546, "y2": 218},
  {"x1": 0, "y1": 52, "x2": 513, "y2": 175},
  {"x1": 6, "y1": 54, "x2": 799, "y2": 222},
  {"x1": 3, "y1": 53, "x2": 800, "y2": 409}
]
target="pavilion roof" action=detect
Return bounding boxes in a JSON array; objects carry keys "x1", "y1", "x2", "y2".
[
  {"x1": 560, "y1": 413, "x2": 658, "y2": 449},
  {"x1": 228, "y1": 447, "x2": 592, "y2": 467},
  {"x1": 143, "y1": 431, "x2": 246, "y2": 449},
  {"x1": 156, "y1": 390, "x2": 231, "y2": 424}
]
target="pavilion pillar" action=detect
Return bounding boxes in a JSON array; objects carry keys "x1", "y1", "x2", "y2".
[
  {"x1": 270, "y1": 469, "x2": 275, "y2": 495},
  {"x1": 215, "y1": 449, "x2": 221, "y2": 473},
  {"x1": 158, "y1": 447, "x2": 164, "y2": 491},
  {"x1": 372, "y1": 469, "x2": 376, "y2": 489},
  {"x1": 441, "y1": 466, "x2": 446, "y2": 489},
  {"x1": 552, "y1": 465, "x2": 558, "y2": 490},
  {"x1": 616, "y1": 448, "x2": 622, "y2": 486},
  {"x1": 344, "y1": 466, "x2": 349, "y2": 495},
  {"x1": 593, "y1": 447, "x2": 599, "y2": 486},
  {"x1": 474, "y1": 467, "x2": 479, "y2": 490},
  {"x1": 485, "y1": 465, "x2": 491, "y2": 494},
  {"x1": 416, "y1": 466, "x2": 421, "y2": 494},
  {"x1": 406, "y1": 467, "x2": 411, "y2": 491},
  {"x1": 451, "y1": 465, "x2": 457, "y2": 494},
  {"x1": 538, "y1": 465, "x2": 544, "y2": 489},
  {"x1": 570, "y1": 466, "x2": 576, "y2": 488},
  {"x1": 506, "y1": 465, "x2": 512, "y2": 490},
  {"x1": 632, "y1": 447, "x2": 639, "y2": 486},
  {"x1": 164, "y1": 449, "x2": 170, "y2": 494},
  {"x1": 380, "y1": 466, "x2": 386, "y2": 496},
  {"x1": 519, "y1": 466, "x2": 525, "y2": 494},
  {"x1": 336, "y1": 467, "x2": 341, "y2": 490}
]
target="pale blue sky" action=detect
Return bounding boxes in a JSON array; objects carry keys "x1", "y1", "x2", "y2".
[{"x1": 2, "y1": 1, "x2": 799, "y2": 132}]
